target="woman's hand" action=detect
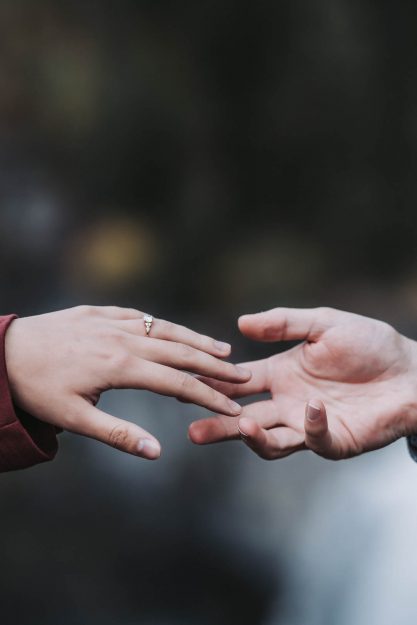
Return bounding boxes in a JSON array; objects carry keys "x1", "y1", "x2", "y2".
[
  {"x1": 189, "y1": 307, "x2": 417, "y2": 460},
  {"x1": 5, "y1": 305, "x2": 250, "y2": 460}
]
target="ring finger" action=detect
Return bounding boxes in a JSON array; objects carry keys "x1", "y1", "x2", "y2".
[{"x1": 117, "y1": 317, "x2": 232, "y2": 358}]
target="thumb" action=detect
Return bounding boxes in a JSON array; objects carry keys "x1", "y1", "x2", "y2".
[
  {"x1": 238, "y1": 307, "x2": 334, "y2": 343},
  {"x1": 64, "y1": 400, "x2": 161, "y2": 460},
  {"x1": 304, "y1": 399, "x2": 340, "y2": 459}
]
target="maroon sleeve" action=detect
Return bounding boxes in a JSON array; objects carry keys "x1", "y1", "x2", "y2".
[{"x1": 0, "y1": 315, "x2": 59, "y2": 472}]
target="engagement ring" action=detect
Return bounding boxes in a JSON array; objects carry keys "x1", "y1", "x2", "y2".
[{"x1": 143, "y1": 314, "x2": 153, "y2": 336}]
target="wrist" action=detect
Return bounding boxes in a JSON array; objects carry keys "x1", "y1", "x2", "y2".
[{"x1": 4, "y1": 317, "x2": 21, "y2": 405}]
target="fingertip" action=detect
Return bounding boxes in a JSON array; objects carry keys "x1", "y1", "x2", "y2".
[
  {"x1": 238, "y1": 417, "x2": 259, "y2": 438},
  {"x1": 137, "y1": 438, "x2": 161, "y2": 460},
  {"x1": 304, "y1": 399, "x2": 337, "y2": 458},
  {"x1": 227, "y1": 399, "x2": 243, "y2": 416},
  {"x1": 304, "y1": 399, "x2": 330, "y2": 450},
  {"x1": 213, "y1": 340, "x2": 231, "y2": 356},
  {"x1": 236, "y1": 366, "x2": 252, "y2": 381},
  {"x1": 188, "y1": 421, "x2": 198, "y2": 443},
  {"x1": 309, "y1": 398, "x2": 326, "y2": 411},
  {"x1": 305, "y1": 399, "x2": 326, "y2": 423},
  {"x1": 238, "y1": 313, "x2": 255, "y2": 331},
  {"x1": 188, "y1": 421, "x2": 205, "y2": 445},
  {"x1": 238, "y1": 311, "x2": 267, "y2": 339}
]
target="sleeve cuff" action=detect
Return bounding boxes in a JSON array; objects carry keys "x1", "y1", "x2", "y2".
[
  {"x1": 407, "y1": 435, "x2": 417, "y2": 463},
  {"x1": 0, "y1": 314, "x2": 59, "y2": 472}
]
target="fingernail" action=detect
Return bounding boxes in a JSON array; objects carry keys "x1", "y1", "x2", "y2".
[
  {"x1": 238, "y1": 425, "x2": 249, "y2": 439},
  {"x1": 306, "y1": 402, "x2": 321, "y2": 422},
  {"x1": 137, "y1": 439, "x2": 161, "y2": 460},
  {"x1": 228, "y1": 399, "x2": 242, "y2": 415},
  {"x1": 236, "y1": 366, "x2": 251, "y2": 378},
  {"x1": 214, "y1": 340, "x2": 231, "y2": 353}
]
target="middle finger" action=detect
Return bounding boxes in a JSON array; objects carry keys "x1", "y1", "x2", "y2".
[
  {"x1": 115, "y1": 357, "x2": 243, "y2": 417},
  {"x1": 122, "y1": 335, "x2": 251, "y2": 383}
]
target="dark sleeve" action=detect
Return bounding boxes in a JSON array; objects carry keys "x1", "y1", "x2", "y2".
[
  {"x1": 0, "y1": 315, "x2": 59, "y2": 472},
  {"x1": 407, "y1": 435, "x2": 417, "y2": 462}
]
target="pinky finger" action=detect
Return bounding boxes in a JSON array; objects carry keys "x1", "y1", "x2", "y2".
[{"x1": 238, "y1": 417, "x2": 305, "y2": 460}]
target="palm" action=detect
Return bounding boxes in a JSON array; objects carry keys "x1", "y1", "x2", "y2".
[
  {"x1": 268, "y1": 317, "x2": 411, "y2": 456},
  {"x1": 189, "y1": 308, "x2": 415, "y2": 460}
]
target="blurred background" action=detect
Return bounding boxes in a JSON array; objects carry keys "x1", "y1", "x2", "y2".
[{"x1": 1, "y1": 0, "x2": 417, "y2": 623}]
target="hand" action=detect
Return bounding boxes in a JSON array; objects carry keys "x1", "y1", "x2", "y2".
[
  {"x1": 5, "y1": 305, "x2": 250, "y2": 460},
  {"x1": 189, "y1": 307, "x2": 417, "y2": 460}
]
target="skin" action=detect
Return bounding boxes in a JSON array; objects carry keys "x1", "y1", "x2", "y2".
[
  {"x1": 4, "y1": 305, "x2": 251, "y2": 460},
  {"x1": 189, "y1": 307, "x2": 417, "y2": 460}
]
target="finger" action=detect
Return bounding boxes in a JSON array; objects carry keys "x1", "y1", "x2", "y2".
[
  {"x1": 239, "y1": 399, "x2": 286, "y2": 428},
  {"x1": 238, "y1": 417, "x2": 305, "y2": 459},
  {"x1": 304, "y1": 399, "x2": 342, "y2": 459},
  {"x1": 116, "y1": 358, "x2": 243, "y2": 417},
  {"x1": 238, "y1": 307, "x2": 338, "y2": 343},
  {"x1": 123, "y1": 336, "x2": 251, "y2": 383},
  {"x1": 65, "y1": 400, "x2": 161, "y2": 460},
  {"x1": 197, "y1": 358, "x2": 270, "y2": 399},
  {"x1": 188, "y1": 415, "x2": 240, "y2": 444},
  {"x1": 118, "y1": 318, "x2": 231, "y2": 357},
  {"x1": 188, "y1": 399, "x2": 279, "y2": 445},
  {"x1": 78, "y1": 305, "x2": 143, "y2": 320}
]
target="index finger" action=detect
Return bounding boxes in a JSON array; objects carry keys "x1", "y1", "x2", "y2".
[{"x1": 188, "y1": 399, "x2": 277, "y2": 444}]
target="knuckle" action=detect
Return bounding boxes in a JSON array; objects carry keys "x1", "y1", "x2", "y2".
[
  {"x1": 212, "y1": 387, "x2": 228, "y2": 408},
  {"x1": 176, "y1": 343, "x2": 196, "y2": 363},
  {"x1": 108, "y1": 424, "x2": 130, "y2": 449},
  {"x1": 262, "y1": 314, "x2": 284, "y2": 340},
  {"x1": 77, "y1": 304, "x2": 96, "y2": 317},
  {"x1": 109, "y1": 350, "x2": 131, "y2": 371},
  {"x1": 114, "y1": 306, "x2": 139, "y2": 318},
  {"x1": 259, "y1": 317, "x2": 271, "y2": 339},
  {"x1": 108, "y1": 328, "x2": 125, "y2": 344},
  {"x1": 176, "y1": 372, "x2": 194, "y2": 396},
  {"x1": 378, "y1": 319, "x2": 394, "y2": 335},
  {"x1": 106, "y1": 305, "x2": 123, "y2": 317},
  {"x1": 277, "y1": 317, "x2": 288, "y2": 341},
  {"x1": 221, "y1": 362, "x2": 235, "y2": 378},
  {"x1": 96, "y1": 325, "x2": 123, "y2": 343},
  {"x1": 317, "y1": 306, "x2": 335, "y2": 318}
]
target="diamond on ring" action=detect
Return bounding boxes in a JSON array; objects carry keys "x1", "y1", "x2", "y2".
[{"x1": 144, "y1": 314, "x2": 153, "y2": 336}]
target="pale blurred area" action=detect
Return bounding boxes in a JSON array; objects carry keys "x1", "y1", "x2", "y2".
[{"x1": 1, "y1": 1, "x2": 417, "y2": 624}]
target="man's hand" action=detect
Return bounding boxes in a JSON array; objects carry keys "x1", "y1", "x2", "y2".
[
  {"x1": 189, "y1": 307, "x2": 417, "y2": 460},
  {"x1": 5, "y1": 306, "x2": 250, "y2": 460}
]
